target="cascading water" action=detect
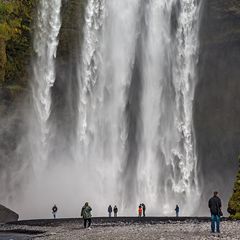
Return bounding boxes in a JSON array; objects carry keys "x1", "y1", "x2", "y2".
[
  {"x1": 31, "y1": 0, "x2": 62, "y2": 171},
  {"x1": 171, "y1": 0, "x2": 201, "y2": 214},
  {"x1": 76, "y1": 0, "x2": 141, "y2": 213},
  {"x1": 138, "y1": 0, "x2": 201, "y2": 215},
  {"x1": 10, "y1": 0, "x2": 202, "y2": 218},
  {"x1": 75, "y1": 0, "x2": 201, "y2": 215},
  {"x1": 8, "y1": 0, "x2": 63, "y2": 218},
  {"x1": 137, "y1": 0, "x2": 175, "y2": 213},
  {"x1": 13, "y1": 0, "x2": 62, "y2": 217}
]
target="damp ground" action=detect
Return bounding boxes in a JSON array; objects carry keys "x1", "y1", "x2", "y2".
[{"x1": 0, "y1": 218, "x2": 240, "y2": 240}]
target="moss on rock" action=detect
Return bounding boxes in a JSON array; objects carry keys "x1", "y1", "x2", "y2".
[
  {"x1": 0, "y1": 38, "x2": 6, "y2": 84},
  {"x1": 0, "y1": 0, "x2": 36, "y2": 99}
]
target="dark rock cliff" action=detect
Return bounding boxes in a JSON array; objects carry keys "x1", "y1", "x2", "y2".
[
  {"x1": 49, "y1": 0, "x2": 86, "y2": 163},
  {"x1": 0, "y1": 204, "x2": 18, "y2": 223},
  {"x1": 195, "y1": 0, "x2": 240, "y2": 212}
]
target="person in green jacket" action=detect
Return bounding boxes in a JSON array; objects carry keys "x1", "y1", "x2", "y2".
[{"x1": 81, "y1": 202, "x2": 92, "y2": 228}]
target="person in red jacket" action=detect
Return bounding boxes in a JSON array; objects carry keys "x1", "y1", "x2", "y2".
[{"x1": 138, "y1": 204, "x2": 142, "y2": 217}]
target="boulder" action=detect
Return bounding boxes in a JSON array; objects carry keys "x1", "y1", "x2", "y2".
[{"x1": 0, "y1": 204, "x2": 19, "y2": 223}]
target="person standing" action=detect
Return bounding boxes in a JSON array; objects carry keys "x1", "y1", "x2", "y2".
[
  {"x1": 52, "y1": 204, "x2": 58, "y2": 219},
  {"x1": 113, "y1": 205, "x2": 118, "y2": 217},
  {"x1": 175, "y1": 205, "x2": 180, "y2": 217},
  {"x1": 138, "y1": 204, "x2": 142, "y2": 217},
  {"x1": 142, "y1": 203, "x2": 146, "y2": 217},
  {"x1": 208, "y1": 191, "x2": 222, "y2": 234},
  {"x1": 108, "y1": 205, "x2": 113, "y2": 217},
  {"x1": 81, "y1": 202, "x2": 92, "y2": 229}
]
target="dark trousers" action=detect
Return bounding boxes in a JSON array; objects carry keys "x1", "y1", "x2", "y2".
[
  {"x1": 143, "y1": 210, "x2": 145, "y2": 217},
  {"x1": 84, "y1": 218, "x2": 91, "y2": 228},
  {"x1": 211, "y1": 214, "x2": 220, "y2": 233}
]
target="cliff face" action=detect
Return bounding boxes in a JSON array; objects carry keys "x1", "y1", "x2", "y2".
[
  {"x1": 195, "y1": 0, "x2": 240, "y2": 211},
  {"x1": 50, "y1": 0, "x2": 86, "y2": 163}
]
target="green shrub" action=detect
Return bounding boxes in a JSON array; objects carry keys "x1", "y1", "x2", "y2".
[
  {"x1": 0, "y1": 0, "x2": 36, "y2": 90},
  {"x1": 228, "y1": 156, "x2": 240, "y2": 218}
]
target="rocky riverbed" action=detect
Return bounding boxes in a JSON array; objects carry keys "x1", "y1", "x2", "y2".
[{"x1": 0, "y1": 219, "x2": 240, "y2": 240}]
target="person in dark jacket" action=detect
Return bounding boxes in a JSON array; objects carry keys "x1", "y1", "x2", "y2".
[
  {"x1": 52, "y1": 204, "x2": 58, "y2": 219},
  {"x1": 141, "y1": 203, "x2": 146, "y2": 217},
  {"x1": 108, "y1": 205, "x2": 112, "y2": 217},
  {"x1": 113, "y1": 205, "x2": 118, "y2": 217},
  {"x1": 81, "y1": 202, "x2": 92, "y2": 229},
  {"x1": 175, "y1": 205, "x2": 180, "y2": 217},
  {"x1": 208, "y1": 191, "x2": 222, "y2": 233}
]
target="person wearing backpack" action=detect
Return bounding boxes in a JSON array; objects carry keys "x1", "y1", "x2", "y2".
[{"x1": 81, "y1": 202, "x2": 92, "y2": 229}]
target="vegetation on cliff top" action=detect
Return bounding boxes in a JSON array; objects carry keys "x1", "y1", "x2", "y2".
[
  {"x1": 0, "y1": 0, "x2": 36, "y2": 93},
  {"x1": 228, "y1": 156, "x2": 240, "y2": 219}
]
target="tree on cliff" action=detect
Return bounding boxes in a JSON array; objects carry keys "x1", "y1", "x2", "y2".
[
  {"x1": 228, "y1": 156, "x2": 240, "y2": 219},
  {"x1": 0, "y1": 0, "x2": 35, "y2": 89}
]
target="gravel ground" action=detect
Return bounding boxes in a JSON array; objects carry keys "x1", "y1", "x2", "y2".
[{"x1": 1, "y1": 220, "x2": 240, "y2": 240}]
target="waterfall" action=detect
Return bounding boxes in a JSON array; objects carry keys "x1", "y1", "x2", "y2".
[
  {"x1": 76, "y1": 0, "x2": 141, "y2": 211},
  {"x1": 171, "y1": 0, "x2": 201, "y2": 214},
  {"x1": 76, "y1": 0, "x2": 201, "y2": 215},
  {"x1": 13, "y1": 0, "x2": 201, "y2": 218},
  {"x1": 31, "y1": 0, "x2": 62, "y2": 171},
  {"x1": 14, "y1": 0, "x2": 64, "y2": 218},
  {"x1": 137, "y1": 0, "x2": 175, "y2": 213},
  {"x1": 138, "y1": 0, "x2": 201, "y2": 215}
]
